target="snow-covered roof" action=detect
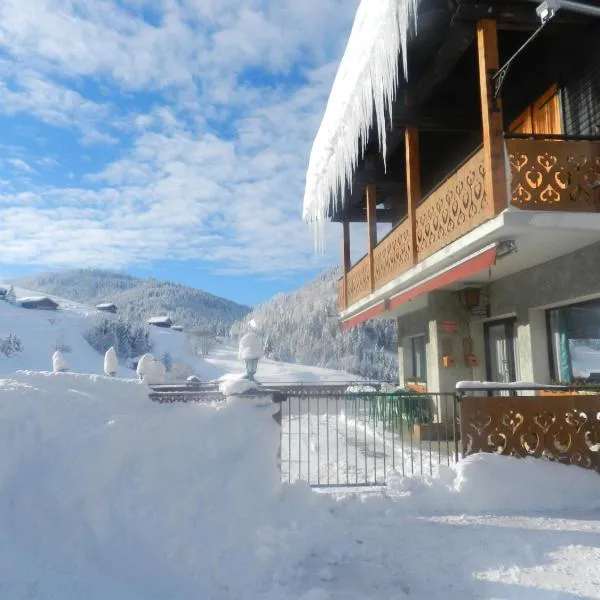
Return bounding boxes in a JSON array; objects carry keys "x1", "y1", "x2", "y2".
[
  {"x1": 302, "y1": 0, "x2": 418, "y2": 237},
  {"x1": 19, "y1": 296, "x2": 57, "y2": 304},
  {"x1": 96, "y1": 302, "x2": 117, "y2": 309},
  {"x1": 147, "y1": 316, "x2": 172, "y2": 324}
]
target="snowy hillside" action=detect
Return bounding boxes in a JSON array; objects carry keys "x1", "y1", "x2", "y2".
[
  {"x1": 12, "y1": 269, "x2": 250, "y2": 335},
  {"x1": 1, "y1": 371, "x2": 599, "y2": 598},
  {"x1": 233, "y1": 269, "x2": 398, "y2": 381},
  {"x1": 0, "y1": 284, "x2": 358, "y2": 383}
]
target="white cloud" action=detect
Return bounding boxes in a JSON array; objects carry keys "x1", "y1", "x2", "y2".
[
  {"x1": 0, "y1": 0, "x2": 360, "y2": 276},
  {"x1": 6, "y1": 158, "x2": 35, "y2": 173}
]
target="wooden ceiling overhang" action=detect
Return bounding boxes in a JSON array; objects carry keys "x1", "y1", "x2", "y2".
[{"x1": 331, "y1": 0, "x2": 596, "y2": 223}]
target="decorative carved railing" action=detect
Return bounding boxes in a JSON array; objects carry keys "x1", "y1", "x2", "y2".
[
  {"x1": 346, "y1": 254, "x2": 371, "y2": 306},
  {"x1": 415, "y1": 148, "x2": 489, "y2": 262},
  {"x1": 507, "y1": 139, "x2": 600, "y2": 210},
  {"x1": 373, "y1": 217, "x2": 412, "y2": 289},
  {"x1": 460, "y1": 394, "x2": 600, "y2": 472}
]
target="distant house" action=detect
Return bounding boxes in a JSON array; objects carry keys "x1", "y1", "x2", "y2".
[
  {"x1": 171, "y1": 325, "x2": 183, "y2": 332},
  {"x1": 19, "y1": 296, "x2": 59, "y2": 311},
  {"x1": 147, "y1": 316, "x2": 172, "y2": 328},
  {"x1": 96, "y1": 302, "x2": 118, "y2": 314}
]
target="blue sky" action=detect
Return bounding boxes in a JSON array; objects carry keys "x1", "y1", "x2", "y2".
[{"x1": 0, "y1": 0, "x2": 360, "y2": 306}]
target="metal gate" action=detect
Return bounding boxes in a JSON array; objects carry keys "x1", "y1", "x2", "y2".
[{"x1": 280, "y1": 388, "x2": 459, "y2": 488}]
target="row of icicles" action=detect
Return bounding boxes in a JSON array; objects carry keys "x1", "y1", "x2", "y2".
[{"x1": 51, "y1": 347, "x2": 167, "y2": 383}]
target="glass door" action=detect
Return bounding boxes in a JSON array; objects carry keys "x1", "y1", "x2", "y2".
[{"x1": 485, "y1": 318, "x2": 519, "y2": 384}]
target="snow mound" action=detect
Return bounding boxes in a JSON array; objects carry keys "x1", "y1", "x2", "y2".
[
  {"x1": 1, "y1": 372, "x2": 599, "y2": 598},
  {"x1": 387, "y1": 452, "x2": 600, "y2": 514}
]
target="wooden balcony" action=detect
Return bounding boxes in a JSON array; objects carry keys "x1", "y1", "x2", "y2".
[{"x1": 339, "y1": 138, "x2": 600, "y2": 312}]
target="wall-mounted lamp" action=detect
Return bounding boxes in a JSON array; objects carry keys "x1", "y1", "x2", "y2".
[{"x1": 496, "y1": 239, "x2": 517, "y2": 260}]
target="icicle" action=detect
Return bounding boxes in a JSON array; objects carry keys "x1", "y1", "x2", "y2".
[{"x1": 303, "y1": 0, "x2": 421, "y2": 250}]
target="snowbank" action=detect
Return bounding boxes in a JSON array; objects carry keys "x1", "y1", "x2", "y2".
[
  {"x1": 1, "y1": 372, "x2": 599, "y2": 598},
  {"x1": 387, "y1": 452, "x2": 600, "y2": 514}
]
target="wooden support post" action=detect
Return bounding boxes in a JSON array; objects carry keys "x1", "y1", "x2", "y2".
[
  {"x1": 477, "y1": 19, "x2": 508, "y2": 217},
  {"x1": 342, "y1": 219, "x2": 351, "y2": 310},
  {"x1": 366, "y1": 183, "x2": 377, "y2": 293},
  {"x1": 404, "y1": 126, "x2": 420, "y2": 265}
]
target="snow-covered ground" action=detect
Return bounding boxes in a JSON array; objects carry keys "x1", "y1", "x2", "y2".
[
  {"x1": 0, "y1": 371, "x2": 599, "y2": 599},
  {"x1": 1, "y1": 286, "x2": 600, "y2": 598}
]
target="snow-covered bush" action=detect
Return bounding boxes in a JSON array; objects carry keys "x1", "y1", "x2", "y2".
[
  {"x1": 52, "y1": 350, "x2": 69, "y2": 373},
  {"x1": 0, "y1": 333, "x2": 23, "y2": 357},
  {"x1": 104, "y1": 346, "x2": 118, "y2": 377},
  {"x1": 136, "y1": 353, "x2": 154, "y2": 380},
  {"x1": 84, "y1": 316, "x2": 153, "y2": 360}
]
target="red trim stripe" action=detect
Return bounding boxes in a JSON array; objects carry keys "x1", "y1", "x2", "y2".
[
  {"x1": 341, "y1": 301, "x2": 386, "y2": 331},
  {"x1": 341, "y1": 246, "x2": 497, "y2": 330}
]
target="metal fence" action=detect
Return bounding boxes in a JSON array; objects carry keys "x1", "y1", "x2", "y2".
[{"x1": 281, "y1": 388, "x2": 459, "y2": 488}]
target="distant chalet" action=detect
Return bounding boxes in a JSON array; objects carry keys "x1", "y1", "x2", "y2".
[
  {"x1": 147, "y1": 316, "x2": 172, "y2": 328},
  {"x1": 19, "y1": 296, "x2": 59, "y2": 311},
  {"x1": 96, "y1": 302, "x2": 118, "y2": 314}
]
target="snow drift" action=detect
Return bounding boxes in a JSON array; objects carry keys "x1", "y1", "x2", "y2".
[{"x1": 1, "y1": 372, "x2": 599, "y2": 599}]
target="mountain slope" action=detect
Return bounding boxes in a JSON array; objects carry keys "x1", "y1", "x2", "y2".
[
  {"x1": 12, "y1": 269, "x2": 249, "y2": 335},
  {"x1": 232, "y1": 269, "x2": 398, "y2": 381}
]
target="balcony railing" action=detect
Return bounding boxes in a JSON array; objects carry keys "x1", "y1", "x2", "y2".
[
  {"x1": 507, "y1": 138, "x2": 600, "y2": 210},
  {"x1": 415, "y1": 148, "x2": 488, "y2": 262},
  {"x1": 339, "y1": 138, "x2": 600, "y2": 312}
]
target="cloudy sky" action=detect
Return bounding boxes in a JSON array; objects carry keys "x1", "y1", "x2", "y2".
[{"x1": 0, "y1": 0, "x2": 360, "y2": 304}]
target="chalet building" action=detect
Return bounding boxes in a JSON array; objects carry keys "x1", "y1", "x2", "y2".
[
  {"x1": 19, "y1": 297, "x2": 59, "y2": 311},
  {"x1": 304, "y1": 0, "x2": 600, "y2": 396},
  {"x1": 96, "y1": 302, "x2": 118, "y2": 314},
  {"x1": 147, "y1": 316, "x2": 172, "y2": 328}
]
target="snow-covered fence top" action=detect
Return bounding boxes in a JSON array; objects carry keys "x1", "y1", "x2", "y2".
[{"x1": 302, "y1": 0, "x2": 418, "y2": 240}]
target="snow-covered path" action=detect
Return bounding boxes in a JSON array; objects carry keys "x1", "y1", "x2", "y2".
[{"x1": 1, "y1": 371, "x2": 599, "y2": 599}]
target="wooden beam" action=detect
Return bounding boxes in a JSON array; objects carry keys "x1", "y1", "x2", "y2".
[
  {"x1": 476, "y1": 19, "x2": 508, "y2": 217},
  {"x1": 342, "y1": 220, "x2": 350, "y2": 310},
  {"x1": 366, "y1": 184, "x2": 377, "y2": 293},
  {"x1": 404, "y1": 126, "x2": 420, "y2": 265},
  {"x1": 414, "y1": 24, "x2": 475, "y2": 105}
]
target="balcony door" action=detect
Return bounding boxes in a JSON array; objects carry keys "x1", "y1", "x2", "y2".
[
  {"x1": 485, "y1": 318, "x2": 520, "y2": 384},
  {"x1": 509, "y1": 85, "x2": 563, "y2": 135}
]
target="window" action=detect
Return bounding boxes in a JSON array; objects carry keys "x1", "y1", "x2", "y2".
[
  {"x1": 509, "y1": 85, "x2": 563, "y2": 135},
  {"x1": 484, "y1": 318, "x2": 520, "y2": 383},
  {"x1": 547, "y1": 300, "x2": 600, "y2": 383},
  {"x1": 410, "y1": 335, "x2": 427, "y2": 382}
]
